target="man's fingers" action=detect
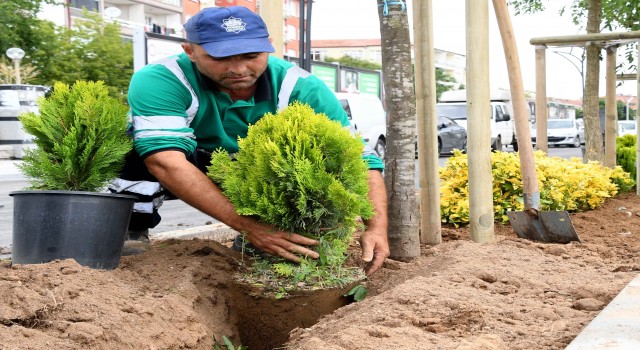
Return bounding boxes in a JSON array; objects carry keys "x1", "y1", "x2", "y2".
[
  {"x1": 360, "y1": 237, "x2": 374, "y2": 263},
  {"x1": 287, "y1": 233, "x2": 319, "y2": 246},
  {"x1": 287, "y1": 244, "x2": 320, "y2": 259},
  {"x1": 276, "y1": 249, "x2": 301, "y2": 263},
  {"x1": 365, "y1": 254, "x2": 385, "y2": 276},
  {"x1": 273, "y1": 244, "x2": 318, "y2": 262}
]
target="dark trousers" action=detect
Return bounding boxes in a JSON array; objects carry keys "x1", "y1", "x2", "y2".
[{"x1": 116, "y1": 149, "x2": 212, "y2": 231}]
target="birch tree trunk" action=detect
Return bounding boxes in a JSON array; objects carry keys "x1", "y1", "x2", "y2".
[
  {"x1": 376, "y1": 0, "x2": 420, "y2": 260},
  {"x1": 583, "y1": 0, "x2": 604, "y2": 162}
]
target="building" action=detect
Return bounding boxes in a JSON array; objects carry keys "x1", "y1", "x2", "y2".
[
  {"x1": 36, "y1": 1, "x2": 465, "y2": 89},
  {"x1": 39, "y1": 0, "x2": 199, "y2": 39},
  {"x1": 310, "y1": 39, "x2": 466, "y2": 87}
]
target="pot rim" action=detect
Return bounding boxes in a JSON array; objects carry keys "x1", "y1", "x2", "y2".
[{"x1": 9, "y1": 190, "x2": 137, "y2": 200}]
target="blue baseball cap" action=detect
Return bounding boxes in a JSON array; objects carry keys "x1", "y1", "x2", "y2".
[{"x1": 184, "y1": 6, "x2": 275, "y2": 58}]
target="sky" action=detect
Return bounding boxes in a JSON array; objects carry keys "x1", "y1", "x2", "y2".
[{"x1": 310, "y1": 0, "x2": 638, "y2": 100}]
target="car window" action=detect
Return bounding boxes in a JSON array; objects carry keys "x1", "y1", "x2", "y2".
[
  {"x1": 438, "y1": 116, "x2": 455, "y2": 127},
  {"x1": 436, "y1": 105, "x2": 467, "y2": 120},
  {"x1": 339, "y1": 99, "x2": 352, "y2": 120},
  {"x1": 548, "y1": 120, "x2": 574, "y2": 129},
  {"x1": 495, "y1": 106, "x2": 504, "y2": 121},
  {"x1": 620, "y1": 121, "x2": 636, "y2": 130}
]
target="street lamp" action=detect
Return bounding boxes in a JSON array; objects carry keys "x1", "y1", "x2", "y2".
[
  {"x1": 6, "y1": 47, "x2": 25, "y2": 85},
  {"x1": 553, "y1": 49, "x2": 585, "y2": 101}
]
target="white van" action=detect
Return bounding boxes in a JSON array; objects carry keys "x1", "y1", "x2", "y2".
[
  {"x1": 334, "y1": 92, "x2": 387, "y2": 159},
  {"x1": 437, "y1": 89, "x2": 516, "y2": 152}
]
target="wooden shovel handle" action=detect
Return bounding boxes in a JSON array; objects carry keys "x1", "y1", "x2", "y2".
[{"x1": 492, "y1": 0, "x2": 540, "y2": 210}]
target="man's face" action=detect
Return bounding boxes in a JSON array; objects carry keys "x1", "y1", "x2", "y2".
[{"x1": 183, "y1": 43, "x2": 269, "y2": 91}]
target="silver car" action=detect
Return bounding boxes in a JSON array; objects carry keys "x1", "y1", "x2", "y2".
[
  {"x1": 531, "y1": 119, "x2": 583, "y2": 148},
  {"x1": 415, "y1": 116, "x2": 467, "y2": 157}
]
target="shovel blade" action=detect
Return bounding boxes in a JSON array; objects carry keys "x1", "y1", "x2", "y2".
[{"x1": 507, "y1": 210, "x2": 580, "y2": 244}]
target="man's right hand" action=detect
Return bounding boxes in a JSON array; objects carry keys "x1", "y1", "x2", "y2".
[{"x1": 241, "y1": 221, "x2": 320, "y2": 262}]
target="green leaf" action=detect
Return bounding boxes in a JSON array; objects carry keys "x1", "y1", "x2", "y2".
[{"x1": 344, "y1": 284, "x2": 368, "y2": 302}]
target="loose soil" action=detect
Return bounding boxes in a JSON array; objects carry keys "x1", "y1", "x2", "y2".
[{"x1": 2, "y1": 191, "x2": 640, "y2": 350}]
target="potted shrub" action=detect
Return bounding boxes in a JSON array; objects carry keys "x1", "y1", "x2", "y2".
[{"x1": 10, "y1": 80, "x2": 135, "y2": 269}]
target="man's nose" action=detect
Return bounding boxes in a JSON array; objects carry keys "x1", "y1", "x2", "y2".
[{"x1": 226, "y1": 58, "x2": 248, "y2": 74}]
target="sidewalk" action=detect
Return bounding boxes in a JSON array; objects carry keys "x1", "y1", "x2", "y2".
[
  {"x1": 566, "y1": 274, "x2": 640, "y2": 349},
  {"x1": 0, "y1": 159, "x2": 24, "y2": 181}
]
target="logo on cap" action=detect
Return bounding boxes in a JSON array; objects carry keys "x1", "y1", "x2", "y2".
[{"x1": 221, "y1": 17, "x2": 246, "y2": 34}]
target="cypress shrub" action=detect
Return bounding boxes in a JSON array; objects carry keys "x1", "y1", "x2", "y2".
[
  {"x1": 18, "y1": 81, "x2": 131, "y2": 191},
  {"x1": 208, "y1": 102, "x2": 373, "y2": 293},
  {"x1": 616, "y1": 134, "x2": 636, "y2": 180}
]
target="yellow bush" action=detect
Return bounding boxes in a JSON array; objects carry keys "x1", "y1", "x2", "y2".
[{"x1": 440, "y1": 150, "x2": 635, "y2": 226}]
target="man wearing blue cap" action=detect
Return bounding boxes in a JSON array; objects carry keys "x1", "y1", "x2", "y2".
[{"x1": 110, "y1": 6, "x2": 389, "y2": 275}]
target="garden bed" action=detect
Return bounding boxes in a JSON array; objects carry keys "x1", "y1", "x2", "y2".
[{"x1": 2, "y1": 191, "x2": 640, "y2": 349}]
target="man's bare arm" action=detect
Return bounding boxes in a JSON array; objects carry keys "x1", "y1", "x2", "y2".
[{"x1": 359, "y1": 170, "x2": 390, "y2": 275}]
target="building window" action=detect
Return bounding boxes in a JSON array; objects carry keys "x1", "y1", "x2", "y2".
[
  {"x1": 69, "y1": 0, "x2": 98, "y2": 12},
  {"x1": 311, "y1": 50, "x2": 327, "y2": 61},
  {"x1": 285, "y1": 24, "x2": 297, "y2": 41},
  {"x1": 370, "y1": 50, "x2": 382, "y2": 62},
  {"x1": 285, "y1": 0, "x2": 299, "y2": 17},
  {"x1": 158, "y1": 0, "x2": 181, "y2": 6}
]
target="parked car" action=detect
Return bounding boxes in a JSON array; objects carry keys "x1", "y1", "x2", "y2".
[
  {"x1": 437, "y1": 89, "x2": 515, "y2": 152},
  {"x1": 531, "y1": 119, "x2": 583, "y2": 148},
  {"x1": 618, "y1": 120, "x2": 637, "y2": 136},
  {"x1": 334, "y1": 92, "x2": 387, "y2": 159},
  {"x1": 415, "y1": 115, "x2": 467, "y2": 157}
]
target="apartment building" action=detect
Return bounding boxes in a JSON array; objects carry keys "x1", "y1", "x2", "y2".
[
  {"x1": 39, "y1": 0, "x2": 307, "y2": 59},
  {"x1": 36, "y1": 0, "x2": 464, "y2": 86},
  {"x1": 40, "y1": 0, "x2": 199, "y2": 39},
  {"x1": 311, "y1": 39, "x2": 466, "y2": 87}
]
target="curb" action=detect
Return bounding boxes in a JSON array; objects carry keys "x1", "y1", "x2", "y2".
[
  {"x1": 565, "y1": 274, "x2": 640, "y2": 349},
  {"x1": 150, "y1": 223, "x2": 239, "y2": 242}
]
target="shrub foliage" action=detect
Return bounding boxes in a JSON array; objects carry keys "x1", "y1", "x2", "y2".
[
  {"x1": 616, "y1": 134, "x2": 636, "y2": 180},
  {"x1": 440, "y1": 150, "x2": 635, "y2": 226},
  {"x1": 208, "y1": 102, "x2": 373, "y2": 292},
  {"x1": 18, "y1": 81, "x2": 131, "y2": 191}
]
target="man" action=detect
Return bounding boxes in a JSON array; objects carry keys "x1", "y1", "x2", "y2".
[{"x1": 110, "y1": 6, "x2": 389, "y2": 275}]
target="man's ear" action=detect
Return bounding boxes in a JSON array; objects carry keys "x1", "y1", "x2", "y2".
[{"x1": 182, "y1": 42, "x2": 195, "y2": 60}]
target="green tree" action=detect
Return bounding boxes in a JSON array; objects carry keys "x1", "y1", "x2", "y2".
[
  {"x1": 1, "y1": 3, "x2": 133, "y2": 99},
  {"x1": 0, "y1": 0, "x2": 50, "y2": 52},
  {"x1": 598, "y1": 99, "x2": 637, "y2": 120},
  {"x1": 436, "y1": 68, "x2": 460, "y2": 100},
  {"x1": 37, "y1": 12, "x2": 133, "y2": 99},
  {"x1": 0, "y1": 0, "x2": 59, "y2": 83}
]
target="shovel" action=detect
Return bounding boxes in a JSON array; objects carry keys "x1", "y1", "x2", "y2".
[{"x1": 493, "y1": 0, "x2": 580, "y2": 244}]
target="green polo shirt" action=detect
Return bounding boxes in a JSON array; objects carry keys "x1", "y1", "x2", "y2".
[{"x1": 128, "y1": 53, "x2": 383, "y2": 170}]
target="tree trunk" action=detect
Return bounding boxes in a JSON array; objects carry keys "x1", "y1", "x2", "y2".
[
  {"x1": 583, "y1": 0, "x2": 603, "y2": 162},
  {"x1": 376, "y1": 0, "x2": 420, "y2": 260}
]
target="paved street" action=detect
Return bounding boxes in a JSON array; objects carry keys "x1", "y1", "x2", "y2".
[{"x1": 0, "y1": 146, "x2": 582, "y2": 259}]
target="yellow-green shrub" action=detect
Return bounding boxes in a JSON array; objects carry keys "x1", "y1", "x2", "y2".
[{"x1": 440, "y1": 150, "x2": 635, "y2": 226}]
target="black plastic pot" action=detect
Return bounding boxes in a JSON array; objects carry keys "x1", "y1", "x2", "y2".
[{"x1": 10, "y1": 190, "x2": 136, "y2": 269}]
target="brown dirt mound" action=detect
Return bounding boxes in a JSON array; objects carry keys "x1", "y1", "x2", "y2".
[{"x1": 2, "y1": 191, "x2": 640, "y2": 349}]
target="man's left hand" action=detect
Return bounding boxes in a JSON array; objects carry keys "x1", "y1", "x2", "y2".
[{"x1": 359, "y1": 228, "x2": 389, "y2": 276}]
